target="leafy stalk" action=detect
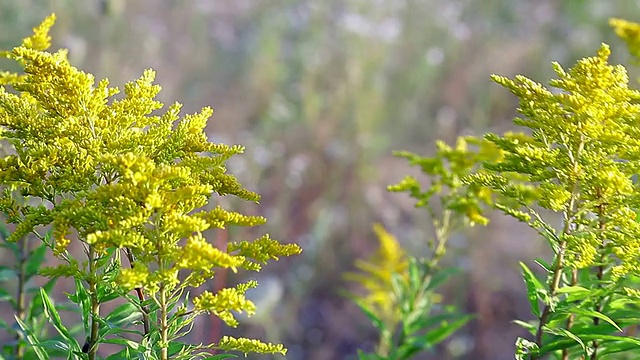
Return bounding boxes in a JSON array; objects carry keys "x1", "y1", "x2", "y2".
[
  {"x1": 590, "y1": 188, "x2": 608, "y2": 360},
  {"x1": 534, "y1": 238, "x2": 567, "y2": 357},
  {"x1": 124, "y1": 247, "x2": 150, "y2": 335},
  {"x1": 159, "y1": 285, "x2": 168, "y2": 360},
  {"x1": 87, "y1": 247, "x2": 100, "y2": 360},
  {"x1": 14, "y1": 236, "x2": 29, "y2": 359}
]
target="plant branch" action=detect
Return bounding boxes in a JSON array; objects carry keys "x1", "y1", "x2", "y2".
[
  {"x1": 590, "y1": 192, "x2": 607, "y2": 360},
  {"x1": 13, "y1": 235, "x2": 29, "y2": 359},
  {"x1": 160, "y1": 284, "x2": 169, "y2": 360},
  {"x1": 562, "y1": 269, "x2": 578, "y2": 360},
  {"x1": 87, "y1": 246, "x2": 100, "y2": 360},
  {"x1": 124, "y1": 247, "x2": 150, "y2": 335},
  {"x1": 534, "y1": 240, "x2": 566, "y2": 358}
]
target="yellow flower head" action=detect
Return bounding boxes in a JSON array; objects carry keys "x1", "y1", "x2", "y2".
[
  {"x1": 610, "y1": 18, "x2": 640, "y2": 62},
  {"x1": 345, "y1": 224, "x2": 408, "y2": 326}
]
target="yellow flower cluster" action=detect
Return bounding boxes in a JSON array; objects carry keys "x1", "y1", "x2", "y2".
[
  {"x1": 228, "y1": 234, "x2": 303, "y2": 265},
  {"x1": 345, "y1": 224, "x2": 408, "y2": 327},
  {"x1": 193, "y1": 282, "x2": 257, "y2": 327},
  {"x1": 610, "y1": 18, "x2": 640, "y2": 61},
  {"x1": 485, "y1": 44, "x2": 640, "y2": 272},
  {"x1": 176, "y1": 233, "x2": 245, "y2": 271},
  {"x1": 389, "y1": 136, "x2": 500, "y2": 227},
  {"x1": 217, "y1": 336, "x2": 286, "y2": 356},
  {"x1": 117, "y1": 266, "x2": 150, "y2": 291}
]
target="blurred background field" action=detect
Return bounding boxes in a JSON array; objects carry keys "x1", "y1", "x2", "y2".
[{"x1": 2, "y1": 1, "x2": 640, "y2": 359}]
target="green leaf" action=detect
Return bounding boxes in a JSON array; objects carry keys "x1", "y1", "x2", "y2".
[
  {"x1": 515, "y1": 337, "x2": 539, "y2": 360},
  {"x1": 0, "y1": 267, "x2": 16, "y2": 282},
  {"x1": 425, "y1": 267, "x2": 461, "y2": 292},
  {"x1": 15, "y1": 316, "x2": 49, "y2": 360},
  {"x1": 421, "y1": 314, "x2": 474, "y2": 346},
  {"x1": 566, "y1": 308, "x2": 622, "y2": 332},
  {"x1": 421, "y1": 312, "x2": 467, "y2": 329},
  {"x1": 397, "y1": 313, "x2": 473, "y2": 360},
  {"x1": 99, "y1": 323, "x2": 143, "y2": 339},
  {"x1": 534, "y1": 258, "x2": 551, "y2": 272},
  {"x1": 97, "y1": 289, "x2": 120, "y2": 304},
  {"x1": 543, "y1": 327, "x2": 587, "y2": 355},
  {"x1": 539, "y1": 333, "x2": 640, "y2": 355},
  {"x1": 356, "y1": 349, "x2": 382, "y2": 360},
  {"x1": 167, "y1": 341, "x2": 189, "y2": 356},
  {"x1": 408, "y1": 259, "x2": 422, "y2": 291},
  {"x1": 102, "y1": 302, "x2": 142, "y2": 328},
  {"x1": 40, "y1": 288, "x2": 79, "y2": 350},
  {"x1": 513, "y1": 319, "x2": 537, "y2": 334},
  {"x1": 390, "y1": 272, "x2": 406, "y2": 298},
  {"x1": 202, "y1": 355, "x2": 239, "y2": 360},
  {"x1": 38, "y1": 339, "x2": 70, "y2": 355},
  {"x1": 95, "y1": 247, "x2": 118, "y2": 269},
  {"x1": 403, "y1": 297, "x2": 434, "y2": 331},
  {"x1": 394, "y1": 344, "x2": 422, "y2": 360},
  {"x1": 68, "y1": 278, "x2": 91, "y2": 335},
  {"x1": 28, "y1": 287, "x2": 46, "y2": 320},
  {"x1": 354, "y1": 300, "x2": 386, "y2": 334},
  {"x1": 396, "y1": 314, "x2": 473, "y2": 359},
  {"x1": 578, "y1": 334, "x2": 640, "y2": 344},
  {"x1": 577, "y1": 268, "x2": 595, "y2": 286},
  {"x1": 1, "y1": 344, "x2": 13, "y2": 358},
  {"x1": 106, "y1": 348, "x2": 133, "y2": 360},
  {"x1": 25, "y1": 243, "x2": 47, "y2": 279},
  {"x1": 0, "y1": 287, "x2": 13, "y2": 303},
  {"x1": 101, "y1": 337, "x2": 140, "y2": 347},
  {"x1": 556, "y1": 328, "x2": 585, "y2": 347},
  {"x1": 606, "y1": 298, "x2": 633, "y2": 310},
  {"x1": 556, "y1": 286, "x2": 591, "y2": 302},
  {"x1": 520, "y1": 262, "x2": 544, "y2": 317},
  {"x1": 595, "y1": 337, "x2": 640, "y2": 356},
  {"x1": 598, "y1": 308, "x2": 640, "y2": 328}
]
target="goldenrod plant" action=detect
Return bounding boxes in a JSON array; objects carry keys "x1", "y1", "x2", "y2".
[
  {"x1": 0, "y1": 14, "x2": 301, "y2": 359},
  {"x1": 478, "y1": 40, "x2": 640, "y2": 359},
  {"x1": 345, "y1": 224, "x2": 409, "y2": 333},
  {"x1": 346, "y1": 225, "x2": 474, "y2": 360},
  {"x1": 346, "y1": 137, "x2": 498, "y2": 359},
  {"x1": 351, "y1": 16, "x2": 640, "y2": 360}
]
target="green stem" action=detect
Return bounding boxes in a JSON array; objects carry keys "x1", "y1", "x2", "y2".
[
  {"x1": 590, "y1": 193, "x2": 607, "y2": 360},
  {"x1": 88, "y1": 247, "x2": 100, "y2": 360},
  {"x1": 535, "y1": 140, "x2": 582, "y2": 359},
  {"x1": 14, "y1": 236, "x2": 29, "y2": 359},
  {"x1": 534, "y1": 207, "x2": 576, "y2": 358},
  {"x1": 430, "y1": 210, "x2": 452, "y2": 268},
  {"x1": 124, "y1": 248, "x2": 150, "y2": 335},
  {"x1": 376, "y1": 329, "x2": 392, "y2": 358},
  {"x1": 534, "y1": 240, "x2": 567, "y2": 355},
  {"x1": 590, "y1": 264, "x2": 604, "y2": 360},
  {"x1": 386, "y1": 210, "x2": 450, "y2": 360},
  {"x1": 160, "y1": 284, "x2": 168, "y2": 360},
  {"x1": 562, "y1": 269, "x2": 578, "y2": 360}
]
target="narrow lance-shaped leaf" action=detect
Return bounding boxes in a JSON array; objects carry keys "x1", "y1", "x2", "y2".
[{"x1": 520, "y1": 262, "x2": 544, "y2": 318}]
